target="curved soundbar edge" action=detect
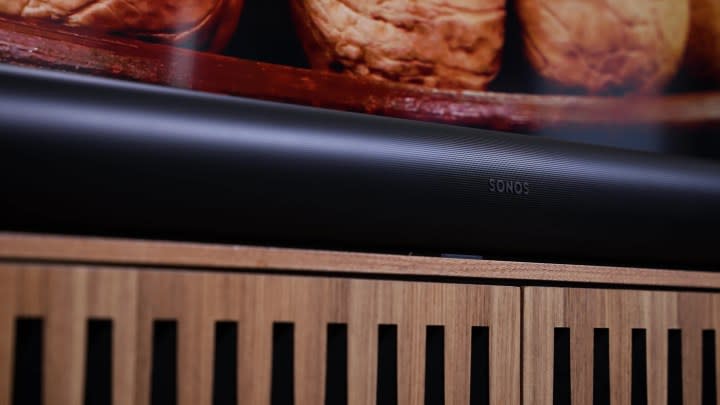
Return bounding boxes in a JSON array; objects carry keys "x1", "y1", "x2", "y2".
[{"x1": 1, "y1": 64, "x2": 719, "y2": 270}]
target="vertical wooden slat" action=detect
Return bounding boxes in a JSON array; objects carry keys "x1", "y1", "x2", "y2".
[
  {"x1": 291, "y1": 278, "x2": 327, "y2": 405},
  {"x1": 177, "y1": 312, "x2": 206, "y2": 405},
  {"x1": 490, "y1": 286, "x2": 521, "y2": 405},
  {"x1": 177, "y1": 277, "x2": 206, "y2": 405},
  {"x1": 347, "y1": 281, "x2": 378, "y2": 405},
  {"x1": 570, "y1": 327, "x2": 593, "y2": 405},
  {"x1": 238, "y1": 296, "x2": 273, "y2": 405},
  {"x1": 0, "y1": 267, "x2": 16, "y2": 405},
  {"x1": 45, "y1": 269, "x2": 88, "y2": 405},
  {"x1": 397, "y1": 322, "x2": 425, "y2": 405},
  {"x1": 444, "y1": 324, "x2": 470, "y2": 405},
  {"x1": 649, "y1": 293, "x2": 677, "y2": 405},
  {"x1": 681, "y1": 292, "x2": 707, "y2": 405},
  {"x1": 523, "y1": 287, "x2": 563, "y2": 405},
  {"x1": 608, "y1": 326, "x2": 632, "y2": 405},
  {"x1": 441, "y1": 284, "x2": 473, "y2": 405},
  {"x1": 682, "y1": 328, "x2": 702, "y2": 405},
  {"x1": 646, "y1": 325, "x2": 669, "y2": 405},
  {"x1": 295, "y1": 320, "x2": 327, "y2": 405},
  {"x1": 134, "y1": 313, "x2": 153, "y2": 405},
  {"x1": 113, "y1": 300, "x2": 139, "y2": 405},
  {"x1": 397, "y1": 282, "x2": 425, "y2": 405},
  {"x1": 347, "y1": 319, "x2": 377, "y2": 405}
]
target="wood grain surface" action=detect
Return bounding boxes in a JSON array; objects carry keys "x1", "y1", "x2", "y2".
[
  {"x1": 1, "y1": 232, "x2": 719, "y2": 289},
  {"x1": 1, "y1": 16, "x2": 719, "y2": 132},
  {"x1": 0, "y1": 263, "x2": 520, "y2": 405},
  {"x1": 523, "y1": 287, "x2": 720, "y2": 405}
]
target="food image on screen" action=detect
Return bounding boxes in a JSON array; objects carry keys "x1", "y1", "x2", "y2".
[
  {"x1": 290, "y1": 0, "x2": 506, "y2": 90},
  {"x1": 0, "y1": 0, "x2": 245, "y2": 50},
  {"x1": 516, "y1": 0, "x2": 688, "y2": 95},
  {"x1": 0, "y1": 0, "x2": 718, "y2": 148}
]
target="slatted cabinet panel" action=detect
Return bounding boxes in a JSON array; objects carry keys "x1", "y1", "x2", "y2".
[
  {"x1": 523, "y1": 287, "x2": 720, "y2": 405},
  {"x1": 0, "y1": 266, "x2": 139, "y2": 405},
  {"x1": 0, "y1": 263, "x2": 520, "y2": 405}
]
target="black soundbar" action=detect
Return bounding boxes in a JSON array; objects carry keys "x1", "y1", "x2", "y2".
[{"x1": 1, "y1": 65, "x2": 719, "y2": 270}]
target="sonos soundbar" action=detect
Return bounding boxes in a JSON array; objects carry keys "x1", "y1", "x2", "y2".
[{"x1": 1, "y1": 65, "x2": 719, "y2": 270}]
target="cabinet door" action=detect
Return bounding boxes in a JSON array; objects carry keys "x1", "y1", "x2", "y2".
[
  {"x1": 0, "y1": 263, "x2": 521, "y2": 405},
  {"x1": 524, "y1": 287, "x2": 720, "y2": 405}
]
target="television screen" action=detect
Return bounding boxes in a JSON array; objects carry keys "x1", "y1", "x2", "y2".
[{"x1": 0, "y1": 0, "x2": 718, "y2": 156}]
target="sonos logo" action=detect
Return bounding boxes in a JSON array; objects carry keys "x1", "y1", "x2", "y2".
[{"x1": 488, "y1": 178, "x2": 530, "y2": 195}]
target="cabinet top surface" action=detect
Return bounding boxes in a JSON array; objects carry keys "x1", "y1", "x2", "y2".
[{"x1": 0, "y1": 232, "x2": 717, "y2": 290}]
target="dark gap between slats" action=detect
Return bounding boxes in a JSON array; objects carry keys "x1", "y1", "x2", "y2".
[
  {"x1": 271, "y1": 322, "x2": 294, "y2": 405},
  {"x1": 424, "y1": 325, "x2": 444, "y2": 405},
  {"x1": 12, "y1": 317, "x2": 43, "y2": 405},
  {"x1": 377, "y1": 324, "x2": 398, "y2": 405},
  {"x1": 325, "y1": 323, "x2": 347, "y2": 405},
  {"x1": 84, "y1": 319, "x2": 113, "y2": 405},
  {"x1": 553, "y1": 327, "x2": 571, "y2": 405},
  {"x1": 703, "y1": 330, "x2": 717, "y2": 405},
  {"x1": 668, "y1": 329, "x2": 683, "y2": 405},
  {"x1": 593, "y1": 328, "x2": 610, "y2": 405},
  {"x1": 151, "y1": 320, "x2": 177, "y2": 405},
  {"x1": 632, "y1": 329, "x2": 648, "y2": 405},
  {"x1": 469, "y1": 326, "x2": 490, "y2": 405},
  {"x1": 213, "y1": 321, "x2": 238, "y2": 405}
]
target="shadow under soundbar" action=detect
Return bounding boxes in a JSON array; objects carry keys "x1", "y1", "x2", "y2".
[{"x1": 1, "y1": 65, "x2": 719, "y2": 270}]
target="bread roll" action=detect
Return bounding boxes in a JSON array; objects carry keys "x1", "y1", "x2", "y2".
[
  {"x1": 0, "y1": 0, "x2": 244, "y2": 51},
  {"x1": 291, "y1": 0, "x2": 506, "y2": 90},
  {"x1": 684, "y1": 0, "x2": 720, "y2": 84},
  {"x1": 516, "y1": 0, "x2": 689, "y2": 94}
]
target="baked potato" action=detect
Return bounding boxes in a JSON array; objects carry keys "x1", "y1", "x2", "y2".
[
  {"x1": 0, "y1": 0, "x2": 244, "y2": 50},
  {"x1": 291, "y1": 0, "x2": 507, "y2": 90},
  {"x1": 516, "y1": 0, "x2": 689, "y2": 94}
]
